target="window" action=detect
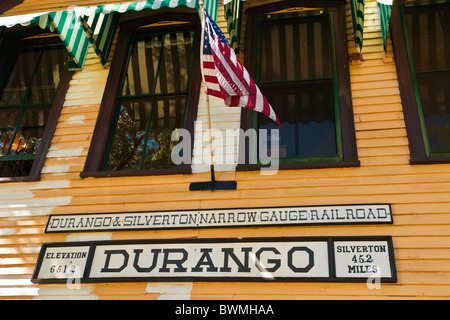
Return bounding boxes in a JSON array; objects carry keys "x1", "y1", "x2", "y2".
[
  {"x1": 240, "y1": 1, "x2": 358, "y2": 170},
  {"x1": 104, "y1": 30, "x2": 196, "y2": 171},
  {"x1": 0, "y1": 32, "x2": 70, "y2": 180},
  {"x1": 83, "y1": 10, "x2": 201, "y2": 177},
  {"x1": 393, "y1": 1, "x2": 450, "y2": 162},
  {"x1": 257, "y1": 13, "x2": 338, "y2": 162}
]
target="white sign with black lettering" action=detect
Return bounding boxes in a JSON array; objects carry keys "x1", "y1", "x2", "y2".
[
  {"x1": 89, "y1": 241, "x2": 330, "y2": 280},
  {"x1": 32, "y1": 237, "x2": 397, "y2": 283},
  {"x1": 35, "y1": 246, "x2": 90, "y2": 280},
  {"x1": 334, "y1": 241, "x2": 393, "y2": 278},
  {"x1": 45, "y1": 204, "x2": 392, "y2": 233}
]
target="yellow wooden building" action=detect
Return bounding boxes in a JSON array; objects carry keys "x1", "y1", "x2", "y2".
[{"x1": 0, "y1": 0, "x2": 449, "y2": 300}]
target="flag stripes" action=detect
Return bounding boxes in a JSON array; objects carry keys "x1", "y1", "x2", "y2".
[{"x1": 201, "y1": 8, "x2": 280, "y2": 125}]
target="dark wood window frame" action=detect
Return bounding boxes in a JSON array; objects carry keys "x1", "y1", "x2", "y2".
[
  {"x1": 0, "y1": 28, "x2": 73, "y2": 183},
  {"x1": 81, "y1": 11, "x2": 202, "y2": 178},
  {"x1": 391, "y1": 0, "x2": 450, "y2": 164},
  {"x1": 238, "y1": 0, "x2": 359, "y2": 171}
]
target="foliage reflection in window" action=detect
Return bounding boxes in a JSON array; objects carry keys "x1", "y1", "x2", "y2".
[
  {"x1": 0, "y1": 43, "x2": 67, "y2": 177},
  {"x1": 104, "y1": 30, "x2": 196, "y2": 171}
]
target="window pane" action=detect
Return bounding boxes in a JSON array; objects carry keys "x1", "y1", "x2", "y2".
[
  {"x1": 7, "y1": 106, "x2": 50, "y2": 156},
  {"x1": 0, "y1": 42, "x2": 67, "y2": 177},
  {"x1": 155, "y1": 31, "x2": 194, "y2": 94},
  {"x1": 0, "y1": 108, "x2": 22, "y2": 156},
  {"x1": 122, "y1": 31, "x2": 195, "y2": 97},
  {"x1": 0, "y1": 44, "x2": 66, "y2": 106},
  {"x1": 417, "y1": 72, "x2": 450, "y2": 154},
  {"x1": 404, "y1": 4, "x2": 450, "y2": 72},
  {"x1": 0, "y1": 159, "x2": 34, "y2": 177},
  {"x1": 0, "y1": 47, "x2": 42, "y2": 105},
  {"x1": 404, "y1": 4, "x2": 450, "y2": 155},
  {"x1": 259, "y1": 93, "x2": 297, "y2": 158},
  {"x1": 122, "y1": 34, "x2": 164, "y2": 96},
  {"x1": 105, "y1": 99, "x2": 152, "y2": 171},
  {"x1": 141, "y1": 97, "x2": 186, "y2": 170},
  {"x1": 257, "y1": 13, "x2": 337, "y2": 161},
  {"x1": 108, "y1": 26, "x2": 196, "y2": 172},
  {"x1": 27, "y1": 45, "x2": 67, "y2": 104},
  {"x1": 260, "y1": 15, "x2": 331, "y2": 82},
  {"x1": 106, "y1": 96, "x2": 187, "y2": 171},
  {"x1": 259, "y1": 80, "x2": 336, "y2": 158}
]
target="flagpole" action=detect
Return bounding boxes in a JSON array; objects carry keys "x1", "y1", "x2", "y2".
[
  {"x1": 206, "y1": 85, "x2": 217, "y2": 191},
  {"x1": 189, "y1": 0, "x2": 236, "y2": 191},
  {"x1": 200, "y1": 0, "x2": 217, "y2": 190}
]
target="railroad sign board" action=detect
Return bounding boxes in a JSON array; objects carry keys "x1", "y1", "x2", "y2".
[
  {"x1": 45, "y1": 204, "x2": 393, "y2": 233},
  {"x1": 32, "y1": 236, "x2": 397, "y2": 283}
]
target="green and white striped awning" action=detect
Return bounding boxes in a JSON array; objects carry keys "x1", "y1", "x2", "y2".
[
  {"x1": 40, "y1": 11, "x2": 90, "y2": 70},
  {"x1": 0, "y1": 0, "x2": 203, "y2": 70},
  {"x1": 351, "y1": 0, "x2": 393, "y2": 53},
  {"x1": 224, "y1": 0, "x2": 246, "y2": 54},
  {"x1": 73, "y1": 0, "x2": 199, "y2": 16},
  {"x1": 0, "y1": 0, "x2": 395, "y2": 65},
  {"x1": 0, "y1": 10, "x2": 90, "y2": 69},
  {"x1": 377, "y1": 0, "x2": 393, "y2": 52},
  {"x1": 79, "y1": 12, "x2": 119, "y2": 68},
  {"x1": 351, "y1": 0, "x2": 365, "y2": 51}
]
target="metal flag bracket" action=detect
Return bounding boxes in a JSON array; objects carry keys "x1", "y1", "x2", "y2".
[{"x1": 189, "y1": 164, "x2": 237, "y2": 191}]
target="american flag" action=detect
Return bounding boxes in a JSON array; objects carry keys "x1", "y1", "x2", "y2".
[{"x1": 201, "y1": 8, "x2": 280, "y2": 126}]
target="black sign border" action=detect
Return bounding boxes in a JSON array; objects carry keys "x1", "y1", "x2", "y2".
[
  {"x1": 44, "y1": 203, "x2": 393, "y2": 233},
  {"x1": 32, "y1": 236, "x2": 397, "y2": 284}
]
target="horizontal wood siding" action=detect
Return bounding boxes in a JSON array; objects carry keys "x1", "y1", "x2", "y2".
[{"x1": 0, "y1": 0, "x2": 449, "y2": 299}]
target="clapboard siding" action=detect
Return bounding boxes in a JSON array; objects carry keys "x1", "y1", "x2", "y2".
[{"x1": 0, "y1": 0, "x2": 449, "y2": 300}]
